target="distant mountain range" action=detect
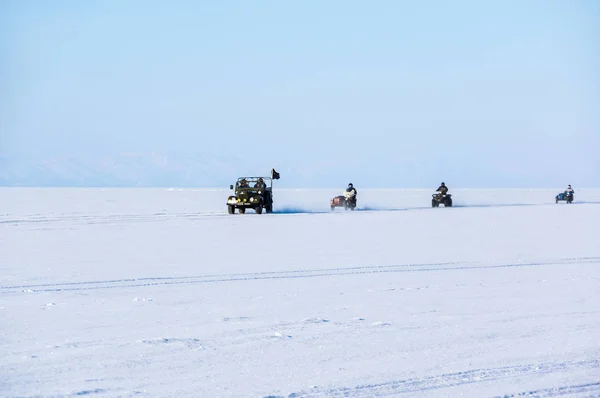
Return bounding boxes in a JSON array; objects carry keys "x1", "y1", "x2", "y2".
[
  {"x1": 0, "y1": 150, "x2": 411, "y2": 188},
  {"x1": 0, "y1": 152, "x2": 263, "y2": 187},
  {"x1": 4, "y1": 152, "x2": 591, "y2": 188},
  {"x1": 0, "y1": 152, "x2": 417, "y2": 188}
]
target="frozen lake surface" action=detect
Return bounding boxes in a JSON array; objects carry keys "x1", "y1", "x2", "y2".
[{"x1": 1, "y1": 188, "x2": 599, "y2": 397}]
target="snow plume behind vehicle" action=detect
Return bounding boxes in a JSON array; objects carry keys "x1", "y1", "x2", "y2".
[
  {"x1": 273, "y1": 207, "x2": 327, "y2": 214},
  {"x1": 274, "y1": 188, "x2": 600, "y2": 213},
  {"x1": 356, "y1": 206, "x2": 409, "y2": 212}
]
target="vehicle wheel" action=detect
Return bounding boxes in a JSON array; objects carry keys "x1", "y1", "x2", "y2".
[
  {"x1": 432, "y1": 200, "x2": 437, "y2": 208},
  {"x1": 255, "y1": 206, "x2": 263, "y2": 214},
  {"x1": 556, "y1": 199, "x2": 559, "y2": 204},
  {"x1": 266, "y1": 204, "x2": 273, "y2": 213},
  {"x1": 446, "y1": 199, "x2": 453, "y2": 207},
  {"x1": 228, "y1": 205, "x2": 235, "y2": 214},
  {"x1": 331, "y1": 206, "x2": 335, "y2": 211},
  {"x1": 239, "y1": 207, "x2": 246, "y2": 214}
]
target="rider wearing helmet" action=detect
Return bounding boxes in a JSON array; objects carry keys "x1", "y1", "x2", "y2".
[
  {"x1": 436, "y1": 182, "x2": 448, "y2": 195},
  {"x1": 566, "y1": 184, "x2": 574, "y2": 195},
  {"x1": 346, "y1": 183, "x2": 357, "y2": 195},
  {"x1": 345, "y1": 183, "x2": 357, "y2": 205}
]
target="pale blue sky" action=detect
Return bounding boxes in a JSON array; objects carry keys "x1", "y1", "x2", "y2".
[{"x1": 1, "y1": 0, "x2": 599, "y2": 187}]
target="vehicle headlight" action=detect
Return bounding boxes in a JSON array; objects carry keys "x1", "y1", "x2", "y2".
[
  {"x1": 258, "y1": 191, "x2": 262, "y2": 194},
  {"x1": 250, "y1": 197, "x2": 255, "y2": 202}
]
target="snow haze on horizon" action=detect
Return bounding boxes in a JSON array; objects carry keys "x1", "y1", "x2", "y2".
[{"x1": 1, "y1": 1, "x2": 599, "y2": 188}]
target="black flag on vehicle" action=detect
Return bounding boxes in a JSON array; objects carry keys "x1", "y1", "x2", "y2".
[{"x1": 271, "y1": 168, "x2": 280, "y2": 180}]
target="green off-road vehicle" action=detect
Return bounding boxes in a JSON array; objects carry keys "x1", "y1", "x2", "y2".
[{"x1": 226, "y1": 169, "x2": 280, "y2": 214}]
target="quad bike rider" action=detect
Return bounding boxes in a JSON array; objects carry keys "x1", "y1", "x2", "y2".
[
  {"x1": 556, "y1": 184, "x2": 574, "y2": 204},
  {"x1": 566, "y1": 184, "x2": 574, "y2": 195},
  {"x1": 432, "y1": 182, "x2": 453, "y2": 207},
  {"x1": 344, "y1": 183, "x2": 357, "y2": 209},
  {"x1": 436, "y1": 182, "x2": 448, "y2": 195},
  {"x1": 330, "y1": 183, "x2": 358, "y2": 211}
]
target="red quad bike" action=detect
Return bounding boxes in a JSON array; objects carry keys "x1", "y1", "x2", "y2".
[{"x1": 330, "y1": 192, "x2": 357, "y2": 211}]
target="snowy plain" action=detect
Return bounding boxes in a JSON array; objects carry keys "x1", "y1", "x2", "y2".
[{"x1": 1, "y1": 188, "x2": 599, "y2": 398}]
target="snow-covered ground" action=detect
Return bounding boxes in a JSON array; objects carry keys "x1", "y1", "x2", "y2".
[{"x1": 1, "y1": 188, "x2": 599, "y2": 397}]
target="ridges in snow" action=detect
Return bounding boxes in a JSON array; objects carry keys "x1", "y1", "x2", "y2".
[
  {"x1": 2, "y1": 257, "x2": 598, "y2": 294},
  {"x1": 274, "y1": 359, "x2": 600, "y2": 397},
  {"x1": 495, "y1": 381, "x2": 600, "y2": 397}
]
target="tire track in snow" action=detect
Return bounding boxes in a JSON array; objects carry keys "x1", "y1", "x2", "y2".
[
  {"x1": 0, "y1": 211, "x2": 231, "y2": 226},
  {"x1": 1, "y1": 257, "x2": 598, "y2": 294},
  {"x1": 273, "y1": 359, "x2": 600, "y2": 397},
  {"x1": 496, "y1": 381, "x2": 600, "y2": 397},
  {"x1": 1, "y1": 260, "x2": 466, "y2": 292}
]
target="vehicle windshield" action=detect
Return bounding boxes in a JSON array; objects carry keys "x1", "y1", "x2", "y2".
[{"x1": 236, "y1": 178, "x2": 268, "y2": 190}]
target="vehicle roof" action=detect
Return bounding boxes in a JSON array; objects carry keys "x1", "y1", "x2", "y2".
[{"x1": 236, "y1": 177, "x2": 272, "y2": 181}]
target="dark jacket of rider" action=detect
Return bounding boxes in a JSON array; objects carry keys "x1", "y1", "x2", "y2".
[
  {"x1": 345, "y1": 184, "x2": 357, "y2": 205},
  {"x1": 436, "y1": 184, "x2": 448, "y2": 195}
]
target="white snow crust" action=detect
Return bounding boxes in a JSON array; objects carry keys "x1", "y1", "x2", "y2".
[{"x1": 1, "y1": 188, "x2": 599, "y2": 397}]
